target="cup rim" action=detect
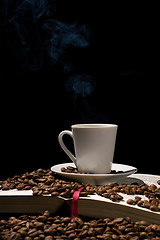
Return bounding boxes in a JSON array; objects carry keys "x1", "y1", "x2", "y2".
[{"x1": 71, "y1": 124, "x2": 118, "y2": 128}]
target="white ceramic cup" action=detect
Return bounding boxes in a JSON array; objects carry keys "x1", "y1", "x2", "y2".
[{"x1": 58, "y1": 124, "x2": 118, "y2": 174}]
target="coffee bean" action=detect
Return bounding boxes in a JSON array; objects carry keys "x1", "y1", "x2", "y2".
[
  {"x1": 61, "y1": 217, "x2": 71, "y2": 223},
  {"x1": 127, "y1": 199, "x2": 135, "y2": 205},
  {"x1": 141, "y1": 184, "x2": 148, "y2": 191},
  {"x1": 129, "y1": 236, "x2": 139, "y2": 240},
  {"x1": 44, "y1": 227, "x2": 55, "y2": 236},
  {"x1": 102, "y1": 192, "x2": 109, "y2": 198},
  {"x1": 134, "y1": 196, "x2": 142, "y2": 203},
  {"x1": 96, "y1": 187, "x2": 106, "y2": 195},
  {"x1": 65, "y1": 169, "x2": 73, "y2": 173},
  {"x1": 43, "y1": 190, "x2": 50, "y2": 194},
  {"x1": 36, "y1": 216, "x2": 47, "y2": 222},
  {"x1": 16, "y1": 183, "x2": 26, "y2": 190},
  {"x1": 79, "y1": 191, "x2": 89, "y2": 197},
  {"x1": 79, "y1": 229, "x2": 88, "y2": 238},
  {"x1": 150, "y1": 204, "x2": 159, "y2": 211},
  {"x1": 61, "y1": 167, "x2": 66, "y2": 172},
  {"x1": 67, "y1": 166, "x2": 76, "y2": 171},
  {"x1": 68, "y1": 232, "x2": 77, "y2": 238},
  {"x1": 137, "y1": 200, "x2": 144, "y2": 207},
  {"x1": 51, "y1": 191, "x2": 59, "y2": 197},
  {"x1": 113, "y1": 217, "x2": 124, "y2": 224},
  {"x1": 59, "y1": 191, "x2": 68, "y2": 198},
  {"x1": 112, "y1": 234, "x2": 119, "y2": 240},
  {"x1": 143, "y1": 200, "x2": 150, "y2": 209},
  {"x1": 44, "y1": 236, "x2": 53, "y2": 240},
  {"x1": 17, "y1": 229, "x2": 27, "y2": 237},
  {"x1": 112, "y1": 227, "x2": 122, "y2": 235},
  {"x1": 137, "y1": 190, "x2": 144, "y2": 196},
  {"x1": 103, "y1": 233, "x2": 112, "y2": 240},
  {"x1": 118, "y1": 225, "x2": 126, "y2": 232},
  {"x1": 139, "y1": 232, "x2": 148, "y2": 239},
  {"x1": 155, "y1": 192, "x2": 160, "y2": 198},
  {"x1": 29, "y1": 231, "x2": 38, "y2": 238},
  {"x1": 43, "y1": 210, "x2": 50, "y2": 218},
  {"x1": 24, "y1": 237, "x2": 32, "y2": 240},
  {"x1": 109, "y1": 194, "x2": 123, "y2": 201},
  {"x1": 34, "y1": 221, "x2": 44, "y2": 229},
  {"x1": 74, "y1": 217, "x2": 84, "y2": 226}
]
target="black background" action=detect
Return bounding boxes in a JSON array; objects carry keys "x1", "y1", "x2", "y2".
[{"x1": 0, "y1": 1, "x2": 159, "y2": 179}]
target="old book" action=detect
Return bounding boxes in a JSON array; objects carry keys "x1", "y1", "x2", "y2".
[{"x1": 0, "y1": 174, "x2": 160, "y2": 224}]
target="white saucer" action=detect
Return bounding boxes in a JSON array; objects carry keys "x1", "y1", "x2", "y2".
[{"x1": 51, "y1": 163, "x2": 137, "y2": 185}]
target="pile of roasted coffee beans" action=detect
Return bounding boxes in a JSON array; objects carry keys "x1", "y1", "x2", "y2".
[
  {"x1": 0, "y1": 169, "x2": 160, "y2": 212},
  {"x1": 0, "y1": 169, "x2": 87, "y2": 198},
  {"x1": 0, "y1": 210, "x2": 160, "y2": 240},
  {"x1": 61, "y1": 166, "x2": 124, "y2": 174},
  {"x1": 95, "y1": 182, "x2": 160, "y2": 212}
]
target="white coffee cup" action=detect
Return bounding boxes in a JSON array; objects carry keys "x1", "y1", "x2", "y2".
[{"x1": 58, "y1": 124, "x2": 118, "y2": 174}]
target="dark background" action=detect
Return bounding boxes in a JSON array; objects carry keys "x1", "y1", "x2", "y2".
[{"x1": 0, "y1": 1, "x2": 159, "y2": 179}]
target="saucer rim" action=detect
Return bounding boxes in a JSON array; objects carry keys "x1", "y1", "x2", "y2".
[{"x1": 51, "y1": 163, "x2": 137, "y2": 177}]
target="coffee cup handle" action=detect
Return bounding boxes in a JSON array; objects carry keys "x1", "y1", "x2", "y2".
[{"x1": 58, "y1": 130, "x2": 77, "y2": 167}]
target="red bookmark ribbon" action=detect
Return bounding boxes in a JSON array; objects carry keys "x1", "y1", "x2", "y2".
[{"x1": 71, "y1": 187, "x2": 84, "y2": 220}]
